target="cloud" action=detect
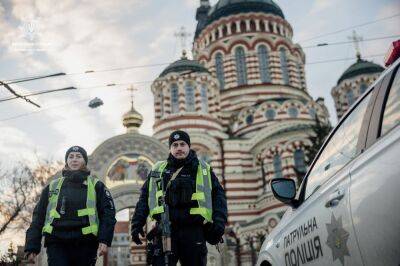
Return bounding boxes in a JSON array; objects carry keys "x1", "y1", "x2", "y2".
[
  {"x1": 376, "y1": 1, "x2": 400, "y2": 33},
  {"x1": 183, "y1": 0, "x2": 198, "y2": 8},
  {"x1": 0, "y1": 0, "x2": 163, "y2": 155},
  {"x1": 308, "y1": 0, "x2": 337, "y2": 15},
  {"x1": 0, "y1": 124, "x2": 38, "y2": 163},
  {"x1": 356, "y1": 1, "x2": 400, "y2": 66}
]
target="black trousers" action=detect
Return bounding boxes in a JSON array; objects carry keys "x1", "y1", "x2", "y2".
[
  {"x1": 151, "y1": 225, "x2": 207, "y2": 266},
  {"x1": 46, "y1": 241, "x2": 98, "y2": 266}
]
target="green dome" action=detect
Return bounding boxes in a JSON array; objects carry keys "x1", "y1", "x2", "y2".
[
  {"x1": 159, "y1": 53, "x2": 209, "y2": 77},
  {"x1": 338, "y1": 58, "x2": 384, "y2": 84},
  {"x1": 195, "y1": 0, "x2": 284, "y2": 37}
]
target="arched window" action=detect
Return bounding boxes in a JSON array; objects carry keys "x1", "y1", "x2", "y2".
[
  {"x1": 159, "y1": 93, "x2": 164, "y2": 116},
  {"x1": 347, "y1": 90, "x2": 355, "y2": 106},
  {"x1": 250, "y1": 20, "x2": 256, "y2": 31},
  {"x1": 309, "y1": 108, "x2": 316, "y2": 119},
  {"x1": 279, "y1": 47, "x2": 289, "y2": 85},
  {"x1": 232, "y1": 22, "x2": 237, "y2": 33},
  {"x1": 294, "y1": 149, "x2": 306, "y2": 173},
  {"x1": 258, "y1": 45, "x2": 271, "y2": 83},
  {"x1": 222, "y1": 25, "x2": 228, "y2": 36},
  {"x1": 240, "y1": 21, "x2": 246, "y2": 32},
  {"x1": 246, "y1": 114, "x2": 254, "y2": 125},
  {"x1": 171, "y1": 84, "x2": 179, "y2": 113},
  {"x1": 215, "y1": 53, "x2": 225, "y2": 90},
  {"x1": 360, "y1": 83, "x2": 368, "y2": 94},
  {"x1": 273, "y1": 154, "x2": 283, "y2": 178},
  {"x1": 235, "y1": 46, "x2": 248, "y2": 85},
  {"x1": 260, "y1": 21, "x2": 266, "y2": 32},
  {"x1": 296, "y1": 62, "x2": 302, "y2": 85},
  {"x1": 185, "y1": 82, "x2": 195, "y2": 112},
  {"x1": 201, "y1": 84, "x2": 208, "y2": 113},
  {"x1": 288, "y1": 107, "x2": 299, "y2": 118},
  {"x1": 265, "y1": 109, "x2": 276, "y2": 120}
]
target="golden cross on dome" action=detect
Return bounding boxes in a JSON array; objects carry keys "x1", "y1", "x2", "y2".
[
  {"x1": 348, "y1": 30, "x2": 363, "y2": 59},
  {"x1": 127, "y1": 85, "x2": 137, "y2": 108},
  {"x1": 174, "y1": 26, "x2": 191, "y2": 57}
]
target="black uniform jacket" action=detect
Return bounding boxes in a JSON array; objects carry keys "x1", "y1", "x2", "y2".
[
  {"x1": 24, "y1": 170, "x2": 117, "y2": 254},
  {"x1": 130, "y1": 150, "x2": 227, "y2": 232}
]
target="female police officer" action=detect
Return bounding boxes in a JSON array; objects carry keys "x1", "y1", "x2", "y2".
[{"x1": 24, "y1": 146, "x2": 116, "y2": 266}]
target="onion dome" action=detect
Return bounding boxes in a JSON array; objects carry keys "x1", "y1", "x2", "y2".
[
  {"x1": 159, "y1": 51, "x2": 209, "y2": 77},
  {"x1": 195, "y1": 0, "x2": 284, "y2": 37},
  {"x1": 122, "y1": 103, "x2": 143, "y2": 133},
  {"x1": 337, "y1": 57, "x2": 384, "y2": 84}
]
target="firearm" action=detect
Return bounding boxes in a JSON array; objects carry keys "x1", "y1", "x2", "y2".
[{"x1": 160, "y1": 172, "x2": 172, "y2": 266}]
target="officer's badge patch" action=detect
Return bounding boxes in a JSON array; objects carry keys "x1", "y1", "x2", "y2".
[{"x1": 174, "y1": 134, "x2": 180, "y2": 140}]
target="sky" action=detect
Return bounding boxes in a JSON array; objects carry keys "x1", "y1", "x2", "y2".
[
  {"x1": 0, "y1": 0, "x2": 399, "y2": 164},
  {"x1": 0, "y1": 0, "x2": 399, "y2": 253}
]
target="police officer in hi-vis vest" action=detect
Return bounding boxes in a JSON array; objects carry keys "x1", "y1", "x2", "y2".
[
  {"x1": 131, "y1": 130, "x2": 228, "y2": 266},
  {"x1": 24, "y1": 146, "x2": 116, "y2": 266}
]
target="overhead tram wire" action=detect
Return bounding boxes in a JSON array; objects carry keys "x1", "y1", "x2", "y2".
[
  {"x1": 3, "y1": 62, "x2": 174, "y2": 83},
  {"x1": 4, "y1": 54, "x2": 384, "y2": 105},
  {"x1": 0, "y1": 87, "x2": 129, "y2": 122},
  {"x1": 306, "y1": 53, "x2": 385, "y2": 65},
  {"x1": 299, "y1": 13, "x2": 400, "y2": 43},
  {"x1": 2, "y1": 33, "x2": 396, "y2": 84},
  {"x1": 0, "y1": 72, "x2": 67, "y2": 108},
  {"x1": 0, "y1": 98, "x2": 91, "y2": 122},
  {"x1": 2, "y1": 73, "x2": 66, "y2": 85},
  {"x1": 0, "y1": 87, "x2": 76, "y2": 103},
  {"x1": 0, "y1": 80, "x2": 154, "y2": 104},
  {"x1": 0, "y1": 52, "x2": 387, "y2": 122},
  {"x1": 66, "y1": 62, "x2": 170, "y2": 76},
  {"x1": 302, "y1": 35, "x2": 400, "y2": 49},
  {"x1": 0, "y1": 81, "x2": 41, "y2": 108}
]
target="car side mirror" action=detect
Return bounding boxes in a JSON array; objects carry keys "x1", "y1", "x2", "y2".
[{"x1": 271, "y1": 178, "x2": 299, "y2": 208}]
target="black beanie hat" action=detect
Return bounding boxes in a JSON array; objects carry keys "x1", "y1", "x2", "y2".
[
  {"x1": 65, "y1": 146, "x2": 88, "y2": 165},
  {"x1": 169, "y1": 130, "x2": 191, "y2": 147}
]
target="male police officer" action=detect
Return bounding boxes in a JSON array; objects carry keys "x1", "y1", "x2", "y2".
[{"x1": 131, "y1": 130, "x2": 227, "y2": 265}]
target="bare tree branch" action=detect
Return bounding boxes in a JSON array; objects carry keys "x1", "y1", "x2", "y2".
[{"x1": 0, "y1": 157, "x2": 63, "y2": 236}]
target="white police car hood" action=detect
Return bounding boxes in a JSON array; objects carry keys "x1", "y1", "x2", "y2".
[{"x1": 260, "y1": 207, "x2": 293, "y2": 252}]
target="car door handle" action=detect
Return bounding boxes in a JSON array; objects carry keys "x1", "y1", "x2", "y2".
[{"x1": 325, "y1": 188, "x2": 345, "y2": 208}]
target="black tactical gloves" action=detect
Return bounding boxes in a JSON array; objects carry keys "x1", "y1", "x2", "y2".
[
  {"x1": 131, "y1": 227, "x2": 145, "y2": 245},
  {"x1": 205, "y1": 222, "x2": 225, "y2": 245}
]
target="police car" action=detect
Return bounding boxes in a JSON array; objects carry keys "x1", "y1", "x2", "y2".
[{"x1": 257, "y1": 40, "x2": 400, "y2": 266}]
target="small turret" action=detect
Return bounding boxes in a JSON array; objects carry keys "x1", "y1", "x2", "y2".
[{"x1": 195, "y1": 0, "x2": 211, "y2": 38}]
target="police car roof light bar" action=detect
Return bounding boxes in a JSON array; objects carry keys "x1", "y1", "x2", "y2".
[{"x1": 384, "y1": 40, "x2": 400, "y2": 67}]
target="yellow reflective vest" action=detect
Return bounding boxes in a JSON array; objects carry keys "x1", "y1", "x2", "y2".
[
  {"x1": 42, "y1": 175, "x2": 99, "y2": 236},
  {"x1": 148, "y1": 160, "x2": 213, "y2": 223}
]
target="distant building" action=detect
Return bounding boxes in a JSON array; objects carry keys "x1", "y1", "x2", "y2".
[
  {"x1": 331, "y1": 52, "x2": 384, "y2": 119},
  {"x1": 108, "y1": 222, "x2": 131, "y2": 266}
]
